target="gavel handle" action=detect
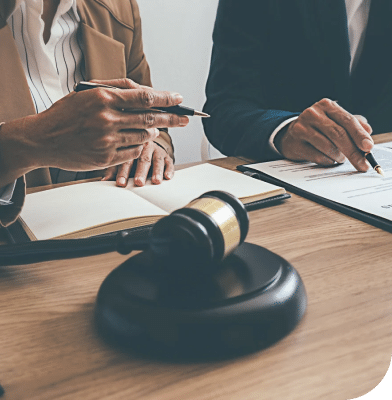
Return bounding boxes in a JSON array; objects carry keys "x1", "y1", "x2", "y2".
[{"x1": 0, "y1": 226, "x2": 153, "y2": 266}]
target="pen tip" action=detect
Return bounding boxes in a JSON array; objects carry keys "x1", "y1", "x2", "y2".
[
  {"x1": 194, "y1": 111, "x2": 210, "y2": 118},
  {"x1": 375, "y1": 166, "x2": 385, "y2": 177}
]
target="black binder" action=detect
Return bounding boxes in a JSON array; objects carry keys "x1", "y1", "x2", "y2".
[{"x1": 237, "y1": 165, "x2": 392, "y2": 234}]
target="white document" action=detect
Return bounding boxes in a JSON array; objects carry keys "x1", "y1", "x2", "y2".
[{"x1": 244, "y1": 145, "x2": 392, "y2": 221}]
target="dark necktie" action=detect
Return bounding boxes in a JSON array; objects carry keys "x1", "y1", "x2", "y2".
[{"x1": 350, "y1": 0, "x2": 392, "y2": 115}]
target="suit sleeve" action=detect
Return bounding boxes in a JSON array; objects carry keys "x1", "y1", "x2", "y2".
[
  {"x1": 203, "y1": 0, "x2": 299, "y2": 162},
  {"x1": 127, "y1": 0, "x2": 174, "y2": 160}
]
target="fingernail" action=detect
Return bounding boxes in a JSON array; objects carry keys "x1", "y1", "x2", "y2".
[
  {"x1": 135, "y1": 177, "x2": 145, "y2": 186},
  {"x1": 172, "y1": 93, "x2": 183, "y2": 102},
  {"x1": 152, "y1": 175, "x2": 162, "y2": 184},
  {"x1": 179, "y1": 116, "x2": 189, "y2": 126},
  {"x1": 118, "y1": 177, "x2": 126, "y2": 186},
  {"x1": 165, "y1": 171, "x2": 174, "y2": 179}
]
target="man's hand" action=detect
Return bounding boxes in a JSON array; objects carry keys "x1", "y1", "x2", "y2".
[
  {"x1": 276, "y1": 99, "x2": 373, "y2": 171},
  {"x1": 0, "y1": 78, "x2": 188, "y2": 187},
  {"x1": 102, "y1": 141, "x2": 174, "y2": 187}
]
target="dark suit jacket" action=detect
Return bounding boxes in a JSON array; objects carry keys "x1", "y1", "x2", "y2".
[{"x1": 203, "y1": 0, "x2": 392, "y2": 162}]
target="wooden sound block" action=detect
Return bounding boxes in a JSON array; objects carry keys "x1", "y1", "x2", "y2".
[{"x1": 94, "y1": 243, "x2": 307, "y2": 360}]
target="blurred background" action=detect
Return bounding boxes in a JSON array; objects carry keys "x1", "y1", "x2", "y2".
[{"x1": 138, "y1": 0, "x2": 221, "y2": 164}]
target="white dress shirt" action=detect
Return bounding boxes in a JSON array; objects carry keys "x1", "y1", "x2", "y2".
[
  {"x1": 268, "y1": 0, "x2": 372, "y2": 154},
  {"x1": 0, "y1": 0, "x2": 84, "y2": 204}
]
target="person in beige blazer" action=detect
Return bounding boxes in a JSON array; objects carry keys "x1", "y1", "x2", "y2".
[{"x1": 0, "y1": 0, "x2": 188, "y2": 227}]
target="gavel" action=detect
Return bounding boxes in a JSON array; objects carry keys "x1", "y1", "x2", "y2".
[{"x1": 0, "y1": 191, "x2": 249, "y2": 268}]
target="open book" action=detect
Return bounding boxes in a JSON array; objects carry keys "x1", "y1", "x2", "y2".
[{"x1": 16, "y1": 163, "x2": 287, "y2": 241}]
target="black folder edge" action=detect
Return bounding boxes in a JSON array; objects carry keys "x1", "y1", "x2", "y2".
[
  {"x1": 237, "y1": 164, "x2": 392, "y2": 234},
  {"x1": 244, "y1": 193, "x2": 291, "y2": 212}
]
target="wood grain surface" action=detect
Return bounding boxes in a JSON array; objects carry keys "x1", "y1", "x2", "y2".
[{"x1": 0, "y1": 134, "x2": 391, "y2": 399}]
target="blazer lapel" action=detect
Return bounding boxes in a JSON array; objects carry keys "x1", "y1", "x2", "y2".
[
  {"x1": 80, "y1": 23, "x2": 127, "y2": 80},
  {"x1": 76, "y1": 0, "x2": 127, "y2": 80}
]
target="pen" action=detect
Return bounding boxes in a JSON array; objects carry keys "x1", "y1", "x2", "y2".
[
  {"x1": 74, "y1": 81, "x2": 210, "y2": 118},
  {"x1": 365, "y1": 152, "x2": 385, "y2": 176},
  {"x1": 332, "y1": 101, "x2": 383, "y2": 176}
]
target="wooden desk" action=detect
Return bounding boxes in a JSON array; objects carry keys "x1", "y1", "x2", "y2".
[{"x1": 1, "y1": 135, "x2": 392, "y2": 399}]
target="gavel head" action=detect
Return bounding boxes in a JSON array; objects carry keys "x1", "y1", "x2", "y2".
[{"x1": 149, "y1": 191, "x2": 249, "y2": 270}]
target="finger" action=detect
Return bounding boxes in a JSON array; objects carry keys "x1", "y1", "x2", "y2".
[
  {"x1": 318, "y1": 99, "x2": 373, "y2": 152},
  {"x1": 113, "y1": 88, "x2": 184, "y2": 110},
  {"x1": 101, "y1": 166, "x2": 117, "y2": 181},
  {"x1": 163, "y1": 156, "x2": 175, "y2": 180},
  {"x1": 117, "y1": 128, "x2": 160, "y2": 148},
  {"x1": 292, "y1": 142, "x2": 337, "y2": 166},
  {"x1": 108, "y1": 145, "x2": 144, "y2": 167},
  {"x1": 295, "y1": 123, "x2": 346, "y2": 163},
  {"x1": 304, "y1": 102, "x2": 370, "y2": 171},
  {"x1": 134, "y1": 143, "x2": 154, "y2": 187},
  {"x1": 117, "y1": 110, "x2": 189, "y2": 130},
  {"x1": 115, "y1": 160, "x2": 133, "y2": 187},
  {"x1": 354, "y1": 115, "x2": 373, "y2": 135},
  {"x1": 151, "y1": 149, "x2": 166, "y2": 185}
]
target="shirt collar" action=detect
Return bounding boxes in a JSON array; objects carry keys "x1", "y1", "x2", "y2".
[{"x1": 9, "y1": 0, "x2": 79, "y2": 22}]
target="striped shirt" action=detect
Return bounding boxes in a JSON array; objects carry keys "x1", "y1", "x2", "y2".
[{"x1": 1, "y1": 0, "x2": 86, "y2": 205}]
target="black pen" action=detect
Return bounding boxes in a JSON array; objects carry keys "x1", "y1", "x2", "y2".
[
  {"x1": 74, "y1": 81, "x2": 210, "y2": 118},
  {"x1": 364, "y1": 152, "x2": 385, "y2": 176}
]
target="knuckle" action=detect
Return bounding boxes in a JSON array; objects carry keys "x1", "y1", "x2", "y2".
[
  {"x1": 138, "y1": 129, "x2": 149, "y2": 142},
  {"x1": 340, "y1": 113, "x2": 354, "y2": 125},
  {"x1": 97, "y1": 111, "x2": 116, "y2": 130},
  {"x1": 95, "y1": 88, "x2": 113, "y2": 107},
  {"x1": 139, "y1": 154, "x2": 152, "y2": 163},
  {"x1": 143, "y1": 113, "x2": 156, "y2": 127},
  {"x1": 301, "y1": 107, "x2": 317, "y2": 120},
  {"x1": 154, "y1": 154, "x2": 165, "y2": 163},
  {"x1": 96, "y1": 153, "x2": 115, "y2": 168},
  {"x1": 328, "y1": 124, "x2": 347, "y2": 140},
  {"x1": 162, "y1": 91, "x2": 172, "y2": 107},
  {"x1": 97, "y1": 134, "x2": 116, "y2": 149},
  {"x1": 318, "y1": 98, "x2": 335, "y2": 108},
  {"x1": 292, "y1": 122, "x2": 307, "y2": 137},
  {"x1": 140, "y1": 90, "x2": 156, "y2": 108},
  {"x1": 168, "y1": 113, "x2": 180, "y2": 126}
]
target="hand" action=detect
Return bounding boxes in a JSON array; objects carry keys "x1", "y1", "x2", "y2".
[
  {"x1": 102, "y1": 141, "x2": 174, "y2": 187},
  {"x1": 0, "y1": 78, "x2": 188, "y2": 184},
  {"x1": 276, "y1": 99, "x2": 373, "y2": 171}
]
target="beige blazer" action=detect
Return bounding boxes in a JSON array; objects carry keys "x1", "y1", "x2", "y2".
[{"x1": 0, "y1": 0, "x2": 174, "y2": 226}]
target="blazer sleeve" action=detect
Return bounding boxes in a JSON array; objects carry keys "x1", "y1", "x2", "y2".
[
  {"x1": 126, "y1": 0, "x2": 174, "y2": 159},
  {"x1": 203, "y1": 0, "x2": 299, "y2": 162}
]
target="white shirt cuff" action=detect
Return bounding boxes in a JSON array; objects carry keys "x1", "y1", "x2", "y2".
[
  {"x1": 0, "y1": 181, "x2": 17, "y2": 205},
  {"x1": 268, "y1": 116, "x2": 299, "y2": 155}
]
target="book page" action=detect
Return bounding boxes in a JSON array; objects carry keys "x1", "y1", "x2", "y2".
[
  {"x1": 20, "y1": 182, "x2": 167, "y2": 240},
  {"x1": 243, "y1": 145, "x2": 392, "y2": 221},
  {"x1": 128, "y1": 163, "x2": 284, "y2": 213}
]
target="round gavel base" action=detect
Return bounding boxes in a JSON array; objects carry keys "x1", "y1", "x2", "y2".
[{"x1": 95, "y1": 243, "x2": 307, "y2": 360}]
